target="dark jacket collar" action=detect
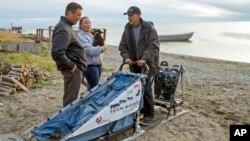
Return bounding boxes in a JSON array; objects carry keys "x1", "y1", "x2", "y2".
[
  {"x1": 60, "y1": 16, "x2": 74, "y2": 26},
  {"x1": 125, "y1": 18, "x2": 149, "y2": 30}
]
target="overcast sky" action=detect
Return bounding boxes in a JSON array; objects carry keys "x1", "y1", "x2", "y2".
[{"x1": 0, "y1": 0, "x2": 250, "y2": 29}]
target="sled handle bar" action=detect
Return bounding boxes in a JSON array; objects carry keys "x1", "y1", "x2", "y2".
[{"x1": 119, "y1": 62, "x2": 149, "y2": 75}]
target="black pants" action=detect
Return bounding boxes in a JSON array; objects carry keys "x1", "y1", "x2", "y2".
[
  {"x1": 131, "y1": 64, "x2": 154, "y2": 117},
  {"x1": 143, "y1": 75, "x2": 155, "y2": 117},
  {"x1": 61, "y1": 67, "x2": 82, "y2": 107}
]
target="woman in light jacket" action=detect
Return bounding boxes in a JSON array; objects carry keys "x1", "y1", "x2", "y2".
[{"x1": 77, "y1": 16, "x2": 107, "y2": 89}]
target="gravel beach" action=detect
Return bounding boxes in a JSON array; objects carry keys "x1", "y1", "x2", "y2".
[{"x1": 0, "y1": 45, "x2": 249, "y2": 141}]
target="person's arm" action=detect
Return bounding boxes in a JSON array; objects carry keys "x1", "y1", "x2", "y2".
[
  {"x1": 51, "y1": 29, "x2": 75, "y2": 70},
  {"x1": 78, "y1": 32, "x2": 102, "y2": 56},
  {"x1": 142, "y1": 23, "x2": 159, "y2": 62},
  {"x1": 119, "y1": 30, "x2": 130, "y2": 62}
]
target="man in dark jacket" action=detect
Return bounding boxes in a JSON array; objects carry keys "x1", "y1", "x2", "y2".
[
  {"x1": 119, "y1": 6, "x2": 160, "y2": 123},
  {"x1": 51, "y1": 2, "x2": 87, "y2": 107}
]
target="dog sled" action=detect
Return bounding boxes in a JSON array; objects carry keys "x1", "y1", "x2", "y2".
[
  {"x1": 31, "y1": 63, "x2": 148, "y2": 141},
  {"x1": 0, "y1": 61, "x2": 186, "y2": 141},
  {"x1": 31, "y1": 61, "x2": 186, "y2": 141}
]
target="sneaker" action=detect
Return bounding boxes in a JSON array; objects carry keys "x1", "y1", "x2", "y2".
[{"x1": 143, "y1": 116, "x2": 155, "y2": 124}]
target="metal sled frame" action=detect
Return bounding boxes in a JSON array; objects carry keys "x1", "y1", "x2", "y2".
[{"x1": 153, "y1": 62, "x2": 184, "y2": 118}]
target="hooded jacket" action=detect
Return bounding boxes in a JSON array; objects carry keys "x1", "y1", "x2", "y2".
[{"x1": 119, "y1": 18, "x2": 160, "y2": 76}]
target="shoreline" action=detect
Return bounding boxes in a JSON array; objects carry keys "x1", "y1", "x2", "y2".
[
  {"x1": 160, "y1": 51, "x2": 250, "y2": 65},
  {"x1": 108, "y1": 44, "x2": 250, "y2": 65}
]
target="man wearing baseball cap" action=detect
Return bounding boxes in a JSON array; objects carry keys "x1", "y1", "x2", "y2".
[
  {"x1": 123, "y1": 6, "x2": 141, "y2": 16},
  {"x1": 119, "y1": 6, "x2": 160, "y2": 123}
]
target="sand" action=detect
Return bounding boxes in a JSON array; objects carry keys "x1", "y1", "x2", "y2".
[{"x1": 0, "y1": 45, "x2": 249, "y2": 141}]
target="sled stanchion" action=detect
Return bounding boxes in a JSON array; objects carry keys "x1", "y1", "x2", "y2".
[
  {"x1": 180, "y1": 65, "x2": 184, "y2": 101},
  {"x1": 122, "y1": 111, "x2": 145, "y2": 141}
]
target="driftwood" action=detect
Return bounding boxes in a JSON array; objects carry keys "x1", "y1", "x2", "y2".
[
  {"x1": 6, "y1": 75, "x2": 20, "y2": 80},
  {"x1": 0, "y1": 84, "x2": 12, "y2": 89},
  {"x1": 0, "y1": 84, "x2": 16, "y2": 92},
  {"x1": 8, "y1": 70, "x2": 22, "y2": 76},
  {"x1": 0, "y1": 81, "x2": 16, "y2": 88},
  {"x1": 0, "y1": 86, "x2": 12, "y2": 93},
  {"x1": 1, "y1": 76, "x2": 15, "y2": 84},
  {"x1": 9, "y1": 77, "x2": 29, "y2": 92},
  {"x1": 11, "y1": 64, "x2": 24, "y2": 68},
  {"x1": 10, "y1": 67, "x2": 24, "y2": 72},
  {"x1": 0, "y1": 92, "x2": 9, "y2": 96},
  {"x1": 0, "y1": 64, "x2": 46, "y2": 95}
]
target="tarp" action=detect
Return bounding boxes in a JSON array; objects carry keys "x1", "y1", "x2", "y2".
[{"x1": 32, "y1": 72, "x2": 144, "y2": 141}]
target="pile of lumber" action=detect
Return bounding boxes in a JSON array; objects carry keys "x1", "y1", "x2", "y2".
[{"x1": 0, "y1": 64, "x2": 45, "y2": 96}]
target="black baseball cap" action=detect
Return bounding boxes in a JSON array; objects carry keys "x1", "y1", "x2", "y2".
[{"x1": 124, "y1": 6, "x2": 141, "y2": 16}]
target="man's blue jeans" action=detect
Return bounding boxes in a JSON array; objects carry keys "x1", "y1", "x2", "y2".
[{"x1": 85, "y1": 64, "x2": 102, "y2": 89}]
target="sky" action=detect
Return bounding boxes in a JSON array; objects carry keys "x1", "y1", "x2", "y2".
[{"x1": 0, "y1": 0, "x2": 250, "y2": 30}]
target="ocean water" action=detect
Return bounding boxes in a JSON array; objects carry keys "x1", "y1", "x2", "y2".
[
  {"x1": 101, "y1": 21, "x2": 250, "y2": 63},
  {"x1": 23, "y1": 21, "x2": 250, "y2": 63}
]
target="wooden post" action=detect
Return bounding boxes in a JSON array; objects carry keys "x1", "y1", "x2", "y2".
[
  {"x1": 41, "y1": 29, "x2": 44, "y2": 42},
  {"x1": 39, "y1": 29, "x2": 42, "y2": 42},
  {"x1": 36, "y1": 29, "x2": 39, "y2": 42},
  {"x1": 49, "y1": 26, "x2": 52, "y2": 42},
  {"x1": 103, "y1": 28, "x2": 106, "y2": 41}
]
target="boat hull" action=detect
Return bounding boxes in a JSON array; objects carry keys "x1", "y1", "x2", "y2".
[{"x1": 159, "y1": 32, "x2": 194, "y2": 42}]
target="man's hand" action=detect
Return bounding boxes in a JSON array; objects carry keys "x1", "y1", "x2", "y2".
[
  {"x1": 137, "y1": 59, "x2": 146, "y2": 66},
  {"x1": 70, "y1": 64, "x2": 77, "y2": 73},
  {"x1": 125, "y1": 58, "x2": 132, "y2": 65}
]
